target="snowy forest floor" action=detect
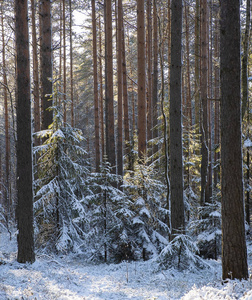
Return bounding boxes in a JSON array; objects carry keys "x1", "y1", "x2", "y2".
[{"x1": 0, "y1": 230, "x2": 252, "y2": 299}]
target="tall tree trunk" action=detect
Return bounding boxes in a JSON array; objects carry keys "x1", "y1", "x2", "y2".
[
  {"x1": 15, "y1": 0, "x2": 35, "y2": 264},
  {"x1": 121, "y1": 9, "x2": 130, "y2": 169},
  {"x1": 213, "y1": 18, "x2": 220, "y2": 188},
  {"x1": 40, "y1": 0, "x2": 53, "y2": 130},
  {"x1": 105, "y1": 0, "x2": 116, "y2": 171},
  {"x1": 194, "y1": 0, "x2": 201, "y2": 131},
  {"x1": 242, "y1": 0, "x2": 251, "y2": 120},
  {"x1": 62, "y1": 0, "x2": 67, "y2": 123},
  {"x1": 200, "y1": 0, "x2": 209, "y2": 206},
  {"x1": 31, "y1": 0, "x2": 40, "y2": 145},
  {"x1": 1, "y1": 6, "x2": 10, "y2": 218},
  {"x1": 152, "y1": 0, "x2": 158, "y2": 157},
  {"x1": 69, "y1": 0, "x2": 74, "y2": 127},
  {"x1": 92, "y1": 0, "x2": 100, "y2": 172},
  {"x1": 220, "y1": 0, "x2": 248, "y2": 280},
  {"x1": 117, "y1": 0, "x2": 123, "y2": 179},
  {"x1": 242, "y1": 0, "x2": 251, "y2": 225},
  {"x1": 98, "y1": 15, "x2": 105, "y2": 160},
  {"x1": 137, "y1": 0, "x2": 147, "y2": 160},
  {"x1": 147, "y1": 0, "x2": 153, "y2": 155},
  {"x1": 170, "y1": 0, "x2": 185, "y2": 237}
]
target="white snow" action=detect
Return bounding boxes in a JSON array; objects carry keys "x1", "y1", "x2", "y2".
[{"x1": 0, "y1": 230, "x2": 252, "y2": 300}]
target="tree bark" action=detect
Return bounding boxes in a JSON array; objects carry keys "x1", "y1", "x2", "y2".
[
  {"x1": 220, "y1": 0, "x2": 248, "y2": 280},
  {"x1": 15, "y1": 0, "x2": 35, "y2": 264},
  {"x1": 1, "y1": 5, "x2": 10, "y2": 217},
  {"x1": 117, "y1": 0, "x2": 123, "y2": 179},
  {"x1": 31, "y1": 0, "x2": 40, "y2": 145},
  {"x1": 92, "y1": 0, "x2": 100, "y2": 172},
  {"x1": 40, "y1": 0, "x2": 53, "y2": 130},
  {"x1": 105, "y1": 0, "x2": 116, "y2": 171},
  {"x1": 137, "y1": 0, "x2": 147, "y2": 160},
  {"x1": 200, "y1": 0, "x2": 209, "y2": 206},
  {"x1": 152, "y1": 0, "x2": 158, "y2": 157},
  {"x1": 170, "y1": 0, "x2": 185, "y2": 237}
]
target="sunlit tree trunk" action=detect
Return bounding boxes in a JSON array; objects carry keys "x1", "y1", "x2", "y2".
[{"x1": 98, "y1": 15, "x2": 105, "y2": 160}]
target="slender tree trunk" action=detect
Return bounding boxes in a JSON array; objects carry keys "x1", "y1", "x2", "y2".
[
  {"x1": 121, "y1": 9, "x2": 130, "y2": 168},
  {"x1": 200, "y1": 0, "x2": 209, "y2": 206},
  {"x1": 207, "y1": 2, "x2": 213, "y2": 203},
  {"x1": 15, "y1": 0, "x2": 35, "y2": 264},
  {"x1": 69, "y1": 0, "x2": 74, "y2": 127},
  {"x1": 105, "y1": 0, "x2": 116, "y2": 171},
  {"x1": 152, "y1": 0, "x2": 158, "y2": 157},
  {"x1": 137, "y1": 0, "x2": 147, "y2": 160},
  {"x1": 220, "y1": 0, "x2": 248, "y2": 280},
  {"x1": 63, "y1": 0, "x2": 67, "y2": 123},
  {"x1": 170, "y1": 0, "x2": 185, "y2": 237},
  {"x1": 31, "y1": 0, "x2": 40, "y2": 145},
  {"x1": 40, "y1": 0, "x2": 53, "y2": 130},
  {"x1": 117, "y1": 0, "x2": 123, "y2": 179},
  {"x1": 213, "y1": 18, "x2": 220, "y2": 188},
  {"x1": 241, "y1": 0, "x2": 251, "y2": 224},
  {"x1": 1, "y1": 7, "x2": 10, "y2": 218},
  {"x1": 147, "y1": 0, "x2": 153, "y2": 155},
  {"x1": 242, "y1": 0, "x2": 251, "y2": 120},
  {"x1": 194, "y1": 0, "x2": 201, "y2": 131},
  {"x1": 92, "y1": 0, "x2": 100, "y2": 172},
  {"x1": 99, "y1": 15, "x2": 105, "y2": 160}
]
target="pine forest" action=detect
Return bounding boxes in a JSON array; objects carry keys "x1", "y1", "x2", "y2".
[{"x1": 0, "y1": 0, "x2": 252, "y2": 298}]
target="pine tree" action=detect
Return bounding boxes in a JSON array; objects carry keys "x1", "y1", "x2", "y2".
[{"x1": 34, "y1": 90, "x2": 89, "y2": 253}]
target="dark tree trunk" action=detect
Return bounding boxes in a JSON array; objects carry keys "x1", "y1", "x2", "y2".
[
  {"x1": 105, "y1": 0, "x2": 116, "y2": 171},
  {"x1": 152, "y1": 1, "x2": 158, "y2": 157},
  {"x1": 15, "y1": 0, "x2": 35, "y2": 264},
  {"x1": 169, "y1": 0, "x2": 185, "y2": 238},
  {"x1": 137, "y1": 0, "x2": 147, "y2": 160},
  {"x1": 31, "y1": 0, "x2": 40, "y2": 146},
  {"x1": 92, "y1": 0, "x2": 100, "y2": 172},
  {"x1": 220, "y1": 0, "x2": 248, "y2": 280},
  {"x1": 40, "y1": 0, "x2": 53, "y2": 130},
  {"x1": 1, "y1": 6, "x2": 10, "y2": 217},
  {"x1": 200, "y1": 0, "x2": 209, "y2": 206}
]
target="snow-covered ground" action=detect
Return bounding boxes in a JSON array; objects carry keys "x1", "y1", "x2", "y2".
[{"x1": 0, "y1": 230, "x2": 252, "y2": 300}]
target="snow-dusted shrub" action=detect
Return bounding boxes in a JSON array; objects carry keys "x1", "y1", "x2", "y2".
[
  {"x1": 157, "y1": 234, "x2": 208, "y2": 270},
  {"x1": 123, "y1": 159, "x2": 170, "y2": 260},
  {"x1": 188, "y1": 201, "x2": 221, "y2": 260},
  {"x1": 34, "y1": 104, "x2": 90, "y2": 253},
  {"x1": 85, "y1": 159, "x2": 136, "y2": 263}
]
